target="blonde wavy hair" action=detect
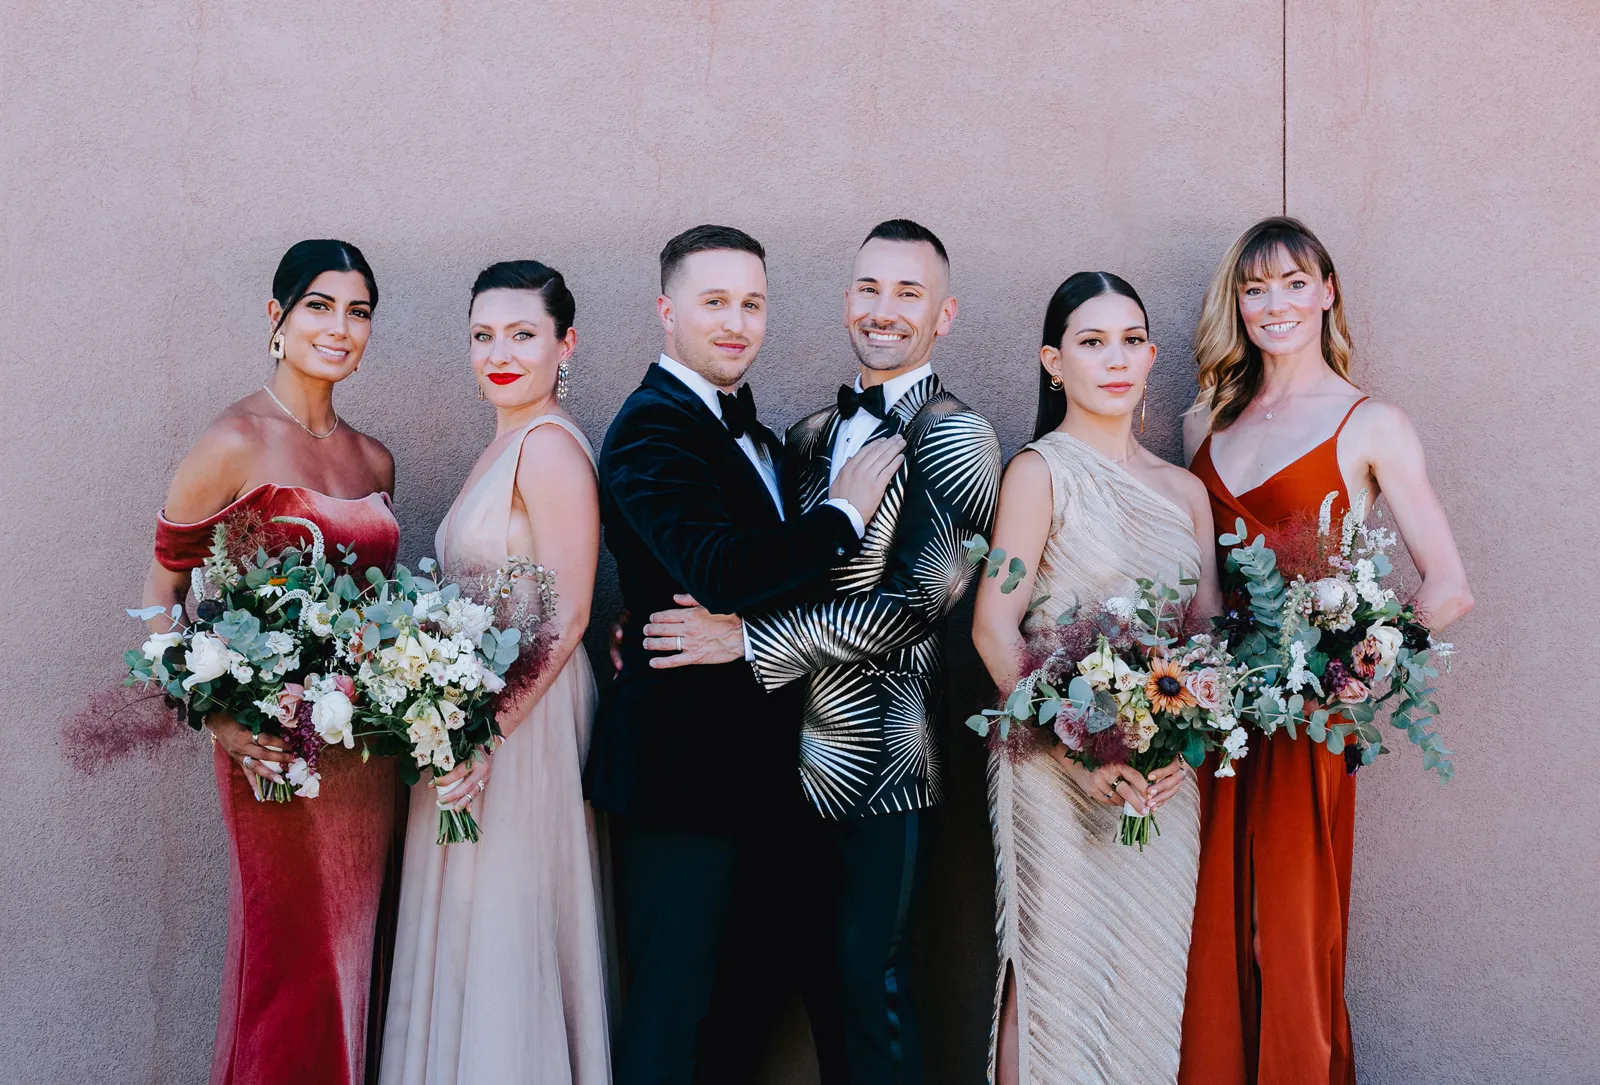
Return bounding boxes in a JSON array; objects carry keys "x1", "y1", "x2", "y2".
[{"x1": 1192, "y1": 216, "x2": 1354, "y2": 431}]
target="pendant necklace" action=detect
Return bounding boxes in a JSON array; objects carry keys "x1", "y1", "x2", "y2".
[{"x1": 263, "y1": 385, "x2": 340, "y2": 439}]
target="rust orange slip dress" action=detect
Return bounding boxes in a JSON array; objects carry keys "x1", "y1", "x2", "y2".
[{"x1": 1179, "y1": 398, "x2": 1367, "y2": 1085}]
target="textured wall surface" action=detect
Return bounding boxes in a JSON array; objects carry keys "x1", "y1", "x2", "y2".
[{"x1": 0, "y1": 1, "x2": 1587, "y2": 1082}]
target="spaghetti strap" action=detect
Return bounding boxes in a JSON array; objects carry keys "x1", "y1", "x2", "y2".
[{"x1": 1332, "y1": 396, "x2": 1370, "y2": 440}]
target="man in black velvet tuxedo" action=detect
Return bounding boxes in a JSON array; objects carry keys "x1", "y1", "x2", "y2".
[
  {"x1": 588, "y1": 224, "x2": 906, "y2": 1085},
  {"x1": 645, "y1": 220, "x2": 1002, "y2": 1085}
]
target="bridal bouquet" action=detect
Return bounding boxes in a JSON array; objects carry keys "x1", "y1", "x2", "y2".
[
  {"x1": 966, "y1": 553, "x2": 1252, "y2": 848},
  {"x1": 348, "y1": 557, "x2": 553, "y2": 844},
  {"x1": 1217, "y1": 490, "x2": 1455, "y2": 780},
  {"x1": 126, "y1": 516, "x2": 374, "y2": 802}
]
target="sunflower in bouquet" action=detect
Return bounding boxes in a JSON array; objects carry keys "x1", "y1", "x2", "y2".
[
  {"x1": 968, "y1": 569, "x2": 1252, "y2": 849},
  {"x1": 1217, "y1": 490, "x2": 1456, "y2": 780},
  {"x1": 126, "y1": 516, "x2": 375, "y2": 802}
]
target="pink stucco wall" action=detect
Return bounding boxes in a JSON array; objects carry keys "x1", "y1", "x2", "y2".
[{"x1": 1, "y1": 2, "x2": 1591, "y2": 1082}]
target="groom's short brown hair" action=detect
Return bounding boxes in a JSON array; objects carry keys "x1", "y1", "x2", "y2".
[{"x1": 659, "y1": 225, "x2": 766, "y2": 294}]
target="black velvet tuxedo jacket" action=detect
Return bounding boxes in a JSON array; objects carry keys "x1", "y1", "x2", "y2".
[
  {"x1": 743, "y1": 373, "x2": 1002, "y2": 820},
  {"x1": 587, "y1": 363, "x2": 860, "y2": 829}
]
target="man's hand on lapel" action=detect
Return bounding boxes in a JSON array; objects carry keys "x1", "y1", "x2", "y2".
[
  {"x1": 829, "y1": 434, "x2": 905, "y2": 524},
  {"x1": 644, "y1": 594, "x2": 746, "y2": 668}
]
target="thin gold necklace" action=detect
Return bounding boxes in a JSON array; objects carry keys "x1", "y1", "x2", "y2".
[{"x1": 263, "y1": 385, "x2": 339, "y2": 439}]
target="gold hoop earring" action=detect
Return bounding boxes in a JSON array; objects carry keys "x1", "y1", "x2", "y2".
[
  {"x1": 270, "y1": 332, "x2": 285, "y2": 360},
  {"x1": 556, "y1": 361, "x2": 571, "y2": 401},
  {"x1": 1049, "y1": 374, "x2": 1062, "y2": 390}
]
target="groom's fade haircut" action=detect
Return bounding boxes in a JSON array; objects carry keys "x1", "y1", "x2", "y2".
[
  {"x1": 660, "y1": 224, "x2": 766, "y2": 295},
  {"x1": 861, "y1": 218, "x2": 949, "y2": 267}
]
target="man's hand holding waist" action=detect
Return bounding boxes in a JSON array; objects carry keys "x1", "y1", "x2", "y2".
[{"x1": 645, "y1": 594, "x2": 746, "y2": 668}]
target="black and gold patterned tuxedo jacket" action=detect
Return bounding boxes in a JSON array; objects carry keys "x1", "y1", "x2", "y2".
[{"x1": 745, "y1": 372, "x2": 1001, "y2": 819}]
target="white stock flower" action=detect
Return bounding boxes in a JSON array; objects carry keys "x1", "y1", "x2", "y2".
[
  {"x1": 412, "y1": 591, "x2": 445, "y2": 619},
  {"x1": 1213, "y1": 761, "x2": 1237, "y2": 778},
  {"x1": 253, "y1": 694, "x2": 290, "y2": 724},
  {"x1": 1284, "y1": 641, "x2": 1312, "y2": 694},
  {"x1": 439, "y1": 598, "x2": 495, "y2": 641},
  {"x1": 1103, "y1": 596, "x2": 1137, "y2": 622},
  {"x1": 286, "y1": 758, "x2": 321, "y2": 798},
  {"x1": 140, "y1": 631, "x2": 184, "y2": 662},
  {"x1": 479, "y1": 667, "x2": 506, "y2": 694},
  {"x1": 1223, "y1": 727, "x2": 1250, "y2": 758},
  {"x1": 264, "y1": 631, "x2": 297, "y2": 656},
  {"x1": 183, "y1": 632, "x2": 243, "y2": 690}
]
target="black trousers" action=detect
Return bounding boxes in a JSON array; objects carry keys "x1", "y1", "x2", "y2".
[{"x1": 697, "y1": 809, "x2": 928, "y2": 1085}]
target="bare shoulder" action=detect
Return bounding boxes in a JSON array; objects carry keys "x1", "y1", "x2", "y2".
[
  {"x1": 515, "y1": 418, "x2": 598, "y2": 497},
  {"x1": 162, "y1": 398, "x2": 270, "y2": 520},
  {"x1": 1004, "y1": 446, "x2": 1051, "y2": 488},
  {"x1": 1146, "y1": 454, "x2": 1211, "y2": 517},
  {"x1": 1340, "y1": 396, "x2": 1425, "y2": 463},
  {"x1": 343, "y1": 423, "x2": 396, "y2": 490}
]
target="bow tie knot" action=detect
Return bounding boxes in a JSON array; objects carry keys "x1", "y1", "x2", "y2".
[
  {"x1": 717, "y1": 383, "x2": 762, "y2": 440},
  {"x1": 837, "y1": 383, "x2": 888, "y2": 421}
]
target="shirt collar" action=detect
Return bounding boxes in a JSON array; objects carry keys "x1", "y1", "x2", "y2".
[
  {"x1": 656, "y1": 353, "x2": 728, "y2": 421},
  {"x1": 853, "y1": 362, "x2": 934, "y2": 414}
]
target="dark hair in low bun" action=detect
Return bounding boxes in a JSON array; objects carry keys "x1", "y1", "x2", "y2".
[
  {"x1": 271, "y1": 239, "x2": 378, "y2": 336},
  {"x1": 470, "y1": 260, "x2": 576, "y2": 338},
  {"x1": 1034, "y1": 271, "x2": 1149, "y2": 439}
]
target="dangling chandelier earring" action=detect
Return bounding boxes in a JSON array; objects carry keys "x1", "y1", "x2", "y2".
[
  {"x1": 476, "y1": 381, "x2": 486, "y2": 401},
  {"x1": 270, "y1": 332, "x2": 286, "y2": 360},
  {"x1": 556, "y1": 361, "x2": 571, "y2": 402}
]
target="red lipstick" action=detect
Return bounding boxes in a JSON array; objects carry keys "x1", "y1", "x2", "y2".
[{"x1": 487, "y1": 373, "x2": 522, "y2": 385}]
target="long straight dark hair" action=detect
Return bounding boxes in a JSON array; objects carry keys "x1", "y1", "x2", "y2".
[{"x1": 1034, "y1": 271, "x2": 1149, "y2": 439}]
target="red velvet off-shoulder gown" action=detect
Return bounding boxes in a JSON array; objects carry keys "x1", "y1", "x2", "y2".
[
  {"x1": 155, "y1": 484, "x2": 401, "y2": 1085},
  {"x1": 1179, "y1": 399, "x2": 1368, "y2": 1085}
]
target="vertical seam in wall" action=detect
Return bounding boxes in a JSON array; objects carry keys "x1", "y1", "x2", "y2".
[{"x1": 1281, "y1": 0, "x2": 1288, "y2": 213}]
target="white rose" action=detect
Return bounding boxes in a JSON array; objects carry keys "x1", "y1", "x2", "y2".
[
  {"x1": 140, "y1": 631, "x2": 184, "y2": 662},
  {"x1": 1312, "y1": 577, "x2": 1358, "y2": 614},
  {"x1": 310, "y1": 690, "x2": 355, "y2": 748},
  {"x1": 183, "y1": 632, "x2": 237, "y2": 690},
  {"x1": 1369, "y1": 625, "x2": 1405, "y2": 665},
  {"x1": 286, "y1": 758, "x2": 321, "y2": 798}
]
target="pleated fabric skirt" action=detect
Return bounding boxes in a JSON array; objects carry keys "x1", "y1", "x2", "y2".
[{"x1": 988, "y1": 743, "x2": 1201, "y2": 1085}]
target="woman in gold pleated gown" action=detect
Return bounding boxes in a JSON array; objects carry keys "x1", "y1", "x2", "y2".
[{"x1": 973, "y1": 273, "x2": 1224, "y2": 1085}]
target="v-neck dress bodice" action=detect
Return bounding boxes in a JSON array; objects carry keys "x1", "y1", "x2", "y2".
[{"x1": 381, "y1": 415, "x2": 611, "y2": 1085}]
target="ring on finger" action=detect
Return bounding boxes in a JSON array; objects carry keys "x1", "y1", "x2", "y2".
[
  {"x1": 676, "y1": 636, "x2": 683, "y2": 651},
  {"x1": 242, "y1": 755, "x2": 255, "y2": 769}
]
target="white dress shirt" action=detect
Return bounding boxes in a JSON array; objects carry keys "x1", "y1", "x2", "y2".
[{"x1": 829, "y1": 362, "x2": 934, "y2": 484}]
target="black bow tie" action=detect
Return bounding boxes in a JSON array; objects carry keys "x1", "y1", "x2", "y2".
[
  {"x1": 837, "y1": 383, "x2": 887, "y2": 421},
  {"x1": 717, "y1": 383, "x2": 762, "y2": 440}
]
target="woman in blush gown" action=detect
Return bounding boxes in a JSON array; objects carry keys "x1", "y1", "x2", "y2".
[
  {"x1": 143, "y1": 240, "x2": 400, "y2": 1085},
  {"x1": 1178, "y1": 218, "x2": 1473, "y2": 1085},
  {"x1": 380, "y1": 261, "x2": 610, "y2": 1085},
  {"x1": 973, "y1": 273, "x2": 1225, "y2": 1085}
]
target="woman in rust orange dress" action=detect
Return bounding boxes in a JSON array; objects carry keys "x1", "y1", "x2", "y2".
[
  {"x1": 1178, "y1": 217, "x2": 1473, "y2": 1084},
  {"x1": 142, "y1": 240, "x2": 406, "y2": 1085}
]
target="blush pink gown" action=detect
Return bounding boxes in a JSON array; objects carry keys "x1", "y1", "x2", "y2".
[
  {"x1": 379, "y1": 416, "x2": 611, "y2": 1085},
  {"x1": 155, "y1": 484, "x2": 402, "y2": 1085}
]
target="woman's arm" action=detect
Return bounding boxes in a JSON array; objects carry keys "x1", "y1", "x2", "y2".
[
  {"x1": 141, "y1": 415, "x2": 290, "y2": 784},
  {"x1": 1355, "y1": 403, "x2": 1474, "y2": 629},
  {"x1": 972, "y1": 450, "x2": 1052, "y2": 697},
  {"x1": 499, "y1": 423, "x2": 600, "y2": 736},
  {"x1": 1182, "y1": 473, "x2": 1225, "y2": 627}
]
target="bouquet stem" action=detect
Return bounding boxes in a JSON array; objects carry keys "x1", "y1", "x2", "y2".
[
  {"x1": 1120, "y1": 806, "x2": 1161, "y2": 850},
  {"x1": 437, "y1": 806, "x2": 481, "y2": 845},
  {"x1": 248, "y1": 774, "x2": 296, "y2": 803}
]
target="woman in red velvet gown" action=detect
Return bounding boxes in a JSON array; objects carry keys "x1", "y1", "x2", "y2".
[
  {"x1": 1178, "y1": 218, "x2": 1473, "y2": 1084},
  {"x1": 143, "y1": 240, "x2": 402, "y2": 1085}
]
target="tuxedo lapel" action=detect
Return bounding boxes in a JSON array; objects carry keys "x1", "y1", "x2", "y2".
[
  {"x1": 640, "y1": 364, "x2": 782, "y2": 525},
  {"x1": 796, "y1": 409, "x2": 842, "y2": 514}
]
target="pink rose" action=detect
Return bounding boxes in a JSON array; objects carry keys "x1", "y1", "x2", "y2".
[
  {"x1": 332, "y1": 674, "x2": 357, "y2": 701},
  {"x1": 277, "y1": 683, "x2": 305, "y2": 726},
  {"x1": 1335, "y1": 677, "x2": 1370, "y2": 704},
  {"x1": 1183, "y1": 668, "x2": 1226, "y2": 712},
  {"x1": 1350, "y1": 638, "x2": 1381, "y2": 680}
]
